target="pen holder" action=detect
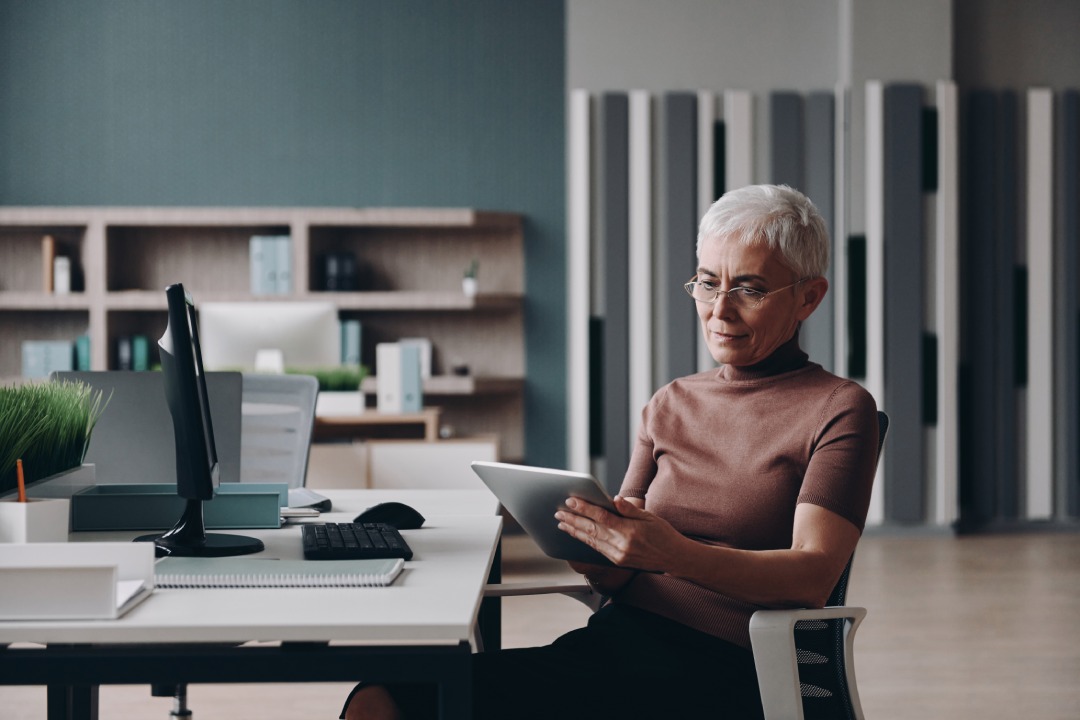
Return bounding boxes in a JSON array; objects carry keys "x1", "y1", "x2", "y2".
[{"x1": 0, "y1": 498, "x2": 71, "y2": 543}]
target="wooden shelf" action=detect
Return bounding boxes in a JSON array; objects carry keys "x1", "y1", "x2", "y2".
[{"x1": 0, "y1": 206, "x2": 525, "y2": 460}]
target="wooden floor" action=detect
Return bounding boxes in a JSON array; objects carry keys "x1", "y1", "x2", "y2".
[{"x1": 4, "y1": 531, "x2": 1080, "y2": 719}]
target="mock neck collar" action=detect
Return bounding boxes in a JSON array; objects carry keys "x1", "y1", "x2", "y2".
[{"x1": 716, "y1": 332, "x2": 809, "y2": 382}]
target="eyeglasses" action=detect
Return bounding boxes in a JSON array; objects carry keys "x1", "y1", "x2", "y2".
[{"x1": 683, "y1": 275, "x2": 808, "y2": 310}]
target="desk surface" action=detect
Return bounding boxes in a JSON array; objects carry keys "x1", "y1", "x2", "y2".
[{"x1": 0, "y1": 489, "x2": 501, "y2": 647}]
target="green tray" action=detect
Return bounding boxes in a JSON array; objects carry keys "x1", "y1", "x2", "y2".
[{"x1": 71, "y1": 483, "x2": 287, "y2": 531}]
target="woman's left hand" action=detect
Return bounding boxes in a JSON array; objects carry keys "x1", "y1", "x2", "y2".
[{"x1": 555, "y1": 496, "x2": 688, "y2": 573}]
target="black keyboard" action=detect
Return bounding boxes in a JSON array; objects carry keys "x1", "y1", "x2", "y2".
[{"x1": 301, "y1": 522, "x2": 414, "y2": 561}]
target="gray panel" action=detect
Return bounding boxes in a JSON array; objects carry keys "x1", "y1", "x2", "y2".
[
  {"x1": 52, "y1": 371, "x2": 243, "y2": 487},
  {"x1": 996, "y1": 92, "x2": 1020, "y2": 519},
  {"x1": 802, "y1": 92, "x2": 836, "y2": 371},
  {"x1": 658, "y1": 93, "x2": 699, "y2": 386},
  {"x1": 882, "y1": 84, "x2": 925, "y2": 524},
  {"x1": 962, "y1": 90, "x2": 998, "y2": 524},
  {"x1": 1059, "y1": 91, "x2": 1080, "y2": 518},
  {"x1": 598, "y1": 93, "x2": 630, "y2": 493},
  {"x1": 770, "y1": 92, "x2": 805, "y2": 189}
]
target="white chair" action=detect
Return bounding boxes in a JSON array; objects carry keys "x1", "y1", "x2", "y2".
[{"x1": 239, "y1": 373, "x2": 319, "y2": 488}]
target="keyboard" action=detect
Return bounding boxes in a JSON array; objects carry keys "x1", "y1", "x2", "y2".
[{"x1": 302, "y1": 522, "x2": 414, "y2": 561}]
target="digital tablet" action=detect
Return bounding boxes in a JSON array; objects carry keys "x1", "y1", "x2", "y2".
[{"x1": 470, "y1": 460, "x2": 618, "y2": 566}]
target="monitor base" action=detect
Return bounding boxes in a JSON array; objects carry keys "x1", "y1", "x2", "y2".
[{"x1": 135, "y1": 531, "x2": 265, "y2": 558}]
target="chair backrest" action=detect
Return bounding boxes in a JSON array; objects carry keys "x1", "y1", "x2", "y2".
[
  {"x1": 239, "y1": 373, "x2": 319, "y2": 488},
  {"x1": 794, "y1": 410, "x2": 889, "y2": 720}
]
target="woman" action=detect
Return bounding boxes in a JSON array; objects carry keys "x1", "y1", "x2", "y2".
[{"x1": 344, "y1": 184, "x2": 878, "y2": 719}]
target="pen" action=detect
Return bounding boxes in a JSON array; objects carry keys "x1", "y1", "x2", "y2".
[{"x1": 16, "y1": 458, "x2": 27, "y2": 503}]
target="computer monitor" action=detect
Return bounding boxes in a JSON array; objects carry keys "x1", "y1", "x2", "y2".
[
  {"x1": 134, "y1": 283, "x2": 264, "y2": 557},
  {"x1": 198, "y1": 301, "x2": 341, "y2": 372}
]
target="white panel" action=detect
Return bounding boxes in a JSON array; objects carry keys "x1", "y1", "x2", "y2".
[
  {"x1": 724, "y1": 90, "x2": 755, "y2": 191},
  {"x1": 568, "y1": 89, "x2": 592, "y2": 473},
  {"x1": 697, "y1": 90, "x2": 718, "y2": 373},
  {"x1": 1026, "y1": 88, "x2": 1055, "y2": 520},
  {"x1": 629, "y1": 90, "x2": 653, "y2": 445},
  {"x1": 935, "y1": 80, "x2": 959, "y2": 526},
  {"x1": 864, "y1": 80, "x2": 886, "y2": 526}
]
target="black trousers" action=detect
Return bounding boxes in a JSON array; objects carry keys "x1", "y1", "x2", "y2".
[{"x1": 342, "y1": 603, "x2": 764, "y2": 719}]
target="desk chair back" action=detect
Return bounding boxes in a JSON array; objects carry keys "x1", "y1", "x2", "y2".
[
  {"x1": 781, "y1": 410, "x2": 889, "y2": 720},
  {"x1": 240, "y1": 373, "x2": 319, "y2": 488}
]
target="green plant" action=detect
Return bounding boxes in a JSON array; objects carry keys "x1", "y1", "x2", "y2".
[
  {"x1": 0, "y1": 380, "x2": 108, "y2": 495},
  {"x1": 285, "y1": 365, "x2": 368, "y2": 392},
  {"x1": 464, "y1": 259, "x2": 479, "y2": 279}
]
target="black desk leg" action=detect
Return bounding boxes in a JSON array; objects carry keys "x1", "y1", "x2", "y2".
[
  {"x1": 438, "y1": 649, "x2": 473, "y2": 720},
  {"x1": 478, "y1": 538, "x2": 502, "y2": 652},
  {"x1": 47, "y1": 684, "x2": 99, "y2": 720}
]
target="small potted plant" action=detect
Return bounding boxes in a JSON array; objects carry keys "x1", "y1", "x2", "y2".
[{"x1": 462, "y1": 259, "x2": 479, "y2": 298}]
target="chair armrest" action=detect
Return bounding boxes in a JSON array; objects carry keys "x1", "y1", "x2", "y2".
[
  {"x1": 483, "y1": 581, "x2": 602, "y2": 611},
  {"x1": 749, "y1": 606, "x2": 867, "y2": 720}
]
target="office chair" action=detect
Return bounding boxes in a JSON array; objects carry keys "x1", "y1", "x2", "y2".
[
  {"x1": 239, "y1": 373, "x2": 320, "y2": 488},
  {"x1": 483, "y1": 410, "x2": 889, "y2": 720}
]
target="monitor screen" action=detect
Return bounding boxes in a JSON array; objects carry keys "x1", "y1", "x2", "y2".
[
  {"x1": 198, "y1": 301, "x2": 341, "y2": 372},
  {"x1": 135, "y1": 283, "x2": 263, "y2": 557}
]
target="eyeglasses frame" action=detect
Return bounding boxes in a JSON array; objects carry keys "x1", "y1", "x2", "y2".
[{"x1": 683, "y1": 275, "x2": 810, "y2": 310}]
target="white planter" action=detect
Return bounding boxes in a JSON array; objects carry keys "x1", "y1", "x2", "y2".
[
  {"x1": 462, "y1": 277, "x2": 478, "y2": 298},
  {"x1": 0, "y1": 498, "x2": 70, "y2": 543},
  {"x1": 316, "y1": 391, "x2": 366, "y2": 417}
]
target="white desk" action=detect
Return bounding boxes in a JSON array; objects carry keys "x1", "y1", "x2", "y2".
[{"x1": 0, "y1": 489, "x2": 502, "y2": 720}]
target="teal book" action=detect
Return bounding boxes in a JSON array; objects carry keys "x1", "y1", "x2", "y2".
[
  {"x1": 131, "y1": 334, "x2": 149, "y2": 371},
  {"x1": 341, "y1": 319, "x2": 362, "y2": 366},
  {"x1": 75, "y1": 334, "x2": 91, "y2": 371},
  {"x1": 154, "y1": 556, "x2": 404, "y2": 588},
  {"x1": 274, "y1": 235, "x2": 292, "y2": 295}
]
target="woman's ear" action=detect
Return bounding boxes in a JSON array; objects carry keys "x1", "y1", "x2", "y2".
[{"x1": 795, "y1": 277, "x2": 829, "y2": 321}]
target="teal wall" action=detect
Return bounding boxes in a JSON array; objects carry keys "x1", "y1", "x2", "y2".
[{"x1": 0, "y1": 0, "x2": 567, "y2": 467}]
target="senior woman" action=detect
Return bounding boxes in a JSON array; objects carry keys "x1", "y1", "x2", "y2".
[{"x1": 343, "y1": 184, "x2": 878, "y2": 720}]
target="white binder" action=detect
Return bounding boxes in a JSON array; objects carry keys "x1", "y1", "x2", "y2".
[{"x1": 376, "y1": 343, "x2": 423, "y2": 414}]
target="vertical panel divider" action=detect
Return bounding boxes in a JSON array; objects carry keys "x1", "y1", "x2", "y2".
[
  {"x1": 567, "y1": 89, "x2": 591, "y2": 473},
  {"x1": 864, "y1": 80, "x2": 886, "y2": 526},
  {"x1": 696, "y1": 91, "x2": 718, "y2": 374},
  {"x1": 628, "y1": 90, "x2": 652, "y2": 446}
]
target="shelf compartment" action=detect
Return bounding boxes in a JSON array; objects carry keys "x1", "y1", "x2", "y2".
[
  {"x1": 0, "y1": 310, "x2": 91, "y2": 379},
  {"x1": 360, "y1": 375, "x2": 523, "y2": 396},
  {"x1": 106, "y1": 224, "x2": 290, "y2": 293},
  {"x1": 0, "y1": 226, "x2": 86, "y2": 294}
]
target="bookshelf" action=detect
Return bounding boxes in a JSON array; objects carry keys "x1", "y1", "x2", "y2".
[{"x1": 0, "y1": 207, "x2": 525, "y2": 460}]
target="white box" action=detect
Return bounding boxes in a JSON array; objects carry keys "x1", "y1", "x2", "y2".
[
  {"x1": 0, "y1": 542, "x2": 155, "y2": 620},
  {"x1": 53, "y1": 256, "x2": 71, "y2": 295},
  {"x1": 0, "y1": 498, "x2": 70, "y2": 543}
]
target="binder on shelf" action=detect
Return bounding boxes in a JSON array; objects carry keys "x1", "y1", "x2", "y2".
[
  {"x1": 341, "y1": 319, "x2": 362, "y2": 366},
  {"x1": 154, "y1": 556, "x2": 404, "y2": 588},
  {"x1": 0, "y1": 542, "x2": 155, "y2": 620},
  {"x1": 21, "y1": 340, "x2": 74, "y2": 379},
  {"x1": 116, "y1": 336, "x2": 133, "y2": 370},
  {"x1": 376, "y1": 342, "x2": 423, "y2": 414},
  {"x1": 399, "y1": 338, "x2": 433, "y2": 378},
  {"x1": 53, "y1": 256, "x2": 71, "y2": 295},
  {"x1": 274, "y1": 235, "x2": 292, "y2": 294},
  {"x1": 249, "y1": 235, "x2": 279, "y2": 296}
]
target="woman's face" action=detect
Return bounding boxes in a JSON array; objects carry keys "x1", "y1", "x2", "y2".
[{"x1": 694, "y1": 235, "x2": 826, "y2": 367}]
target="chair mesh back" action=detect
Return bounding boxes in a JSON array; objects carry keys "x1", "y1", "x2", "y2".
[{"x1": 793, "y1": 411, "x2": 889, "y2": 720}]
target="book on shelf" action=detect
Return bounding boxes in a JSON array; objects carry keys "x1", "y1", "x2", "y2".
[
  {"x1": 131, "y1": 334, "x2": 149, "y2": 371},
  {"x1": 41, "y1": 235, "x2": 55, "y2": 293},
  {"x1": 250, "y1": 235, "x2": 291, "y2": 296},
  {"x1": 154, "y1": 556, "x2": 404, "y2": 588},
  {"x1": 21, "y1": 340, "x2": 74, "y2": 379},
  {"x1": 75, "y1": 334, "x2": 91, "y2": 371},
  {"x1": 341, "y1": 319, "x2": 362, "y2": 366},
  {"x1": 399, "y1": 337, "x2": 432, "y2": 378}
]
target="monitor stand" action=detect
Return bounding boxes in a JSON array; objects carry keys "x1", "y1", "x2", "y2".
[{"x1": 135, "y1": 498, "x2": 264, "y2": 558}]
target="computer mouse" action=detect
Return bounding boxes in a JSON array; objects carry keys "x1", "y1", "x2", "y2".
[{"x1": 354, "y1": 502, "x2": 426, "y2": 530}]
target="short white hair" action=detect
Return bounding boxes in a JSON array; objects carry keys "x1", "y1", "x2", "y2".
[{"x1": 697, "y1": 184, "x2": 829, "y2": 278}]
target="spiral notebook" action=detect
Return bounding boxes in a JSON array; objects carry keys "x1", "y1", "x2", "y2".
[{"x1": 154, "y1": 556, "x2": 404, "y2": 588}]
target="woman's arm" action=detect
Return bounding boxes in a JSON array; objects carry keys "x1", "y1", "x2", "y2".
[{"x1": 556, "y1": 497, "x2": 859, "y2": 609}]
